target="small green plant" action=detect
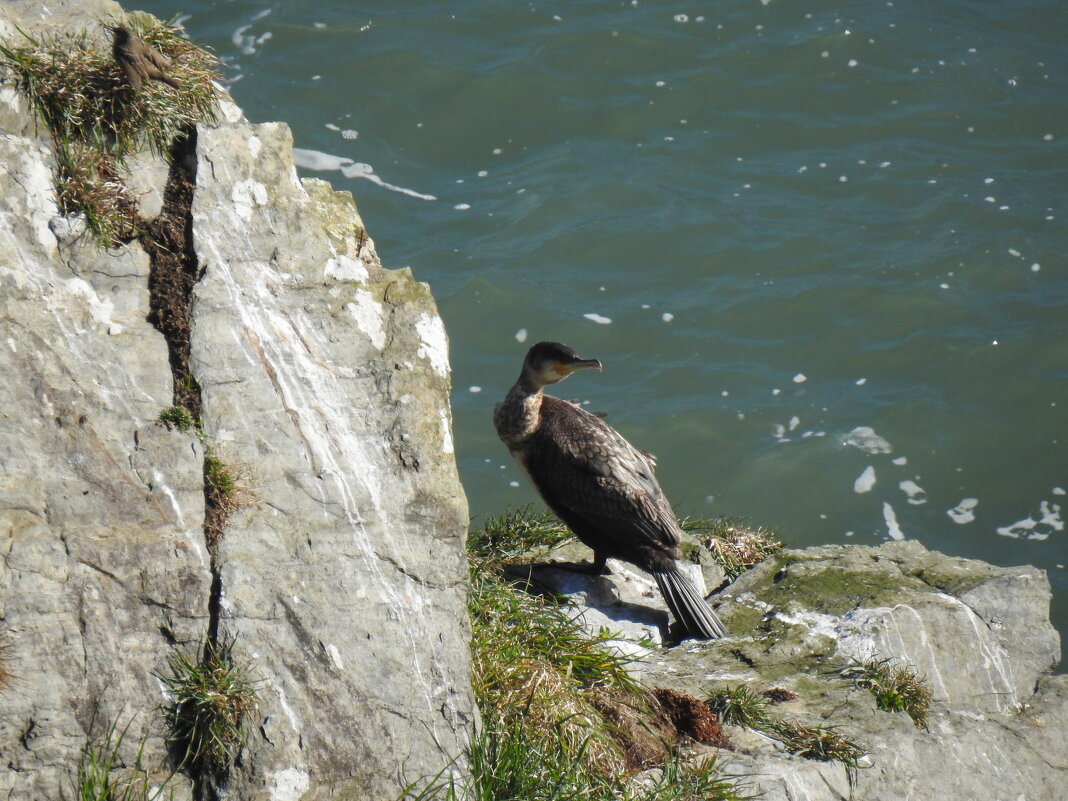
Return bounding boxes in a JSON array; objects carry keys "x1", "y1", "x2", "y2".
[
  {"x1": 706, "y1": 686, "x2": 863, "y2": 769},
  {"x1": 633, "y1": 753, "x2": 749, "y2": 801},
  {"x1": 71, "y1": 717, "x2": 175, "y2": 801},
  {"x1": 201, "y1": 448, "x2": 251, "y2": 550},
  {"x1": 0, "y1": 15, "x2": 220, "y2": 245},
  {"x1": 681, "y1": 517, "x2": 783, "y2": 580},
  {"x1": 157, "y1": 637, "x2": 257, "y2": 777},
  {"x1": 203, "y1": 451, "x2": 236, "y2": 497},
  {"x1": 773, "y1": 721, "x2": 863, "y2": 767},
  {"x1": 158, "y1": 405, "x2": 196, "y2": 432},
  {"x1": 705, "y1": 685, "x2": 773, "y2": 729},
  {"x1": 845, "y1": 659, "x2": 932, "y2": 729}
]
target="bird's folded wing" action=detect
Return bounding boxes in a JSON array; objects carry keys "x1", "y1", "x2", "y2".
[{"x1": 530, "y1": 400, "x2": 682, "y2": 549}]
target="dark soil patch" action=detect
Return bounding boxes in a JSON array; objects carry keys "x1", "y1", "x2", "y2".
[
  {"x1": 140, "y1": 126, "x2": 202, "y2": 418},
  {"x1": 653, "y1": 688, "x2": 727, "y2": 748}
]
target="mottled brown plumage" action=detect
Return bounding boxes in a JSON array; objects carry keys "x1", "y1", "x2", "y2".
[
  {"x1": 494, "y1": 341, "x2": 727, "y2": 639},
  {"x1": 108, "y1": 25, "x2": 182, "y2": 91}
]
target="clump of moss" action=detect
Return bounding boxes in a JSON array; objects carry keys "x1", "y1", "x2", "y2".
[
  {"x1": 158, "y1": 405, "x2": 196, "y2": 432},
  {"x1": 158, "y1": 637, "x2": 257, "y2": 778},
  {"x1": 844, "y1": 659, "x2": 932, "y2": 730},
  {"x1": 0, "y1": 14, "x2": 220, "y2": 245},
  {"x1": 680, "y1": 517, "x2": 783, "y2": 580}
]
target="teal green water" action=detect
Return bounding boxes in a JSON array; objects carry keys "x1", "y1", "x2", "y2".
[{"x1": 143, "y1": 1, "x2": 1066, "y2": 657}]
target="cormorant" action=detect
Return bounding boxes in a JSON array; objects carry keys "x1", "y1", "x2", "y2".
[
  {"x1": 494, "y1": 341, "x2": 727, "y2": 640},
  {"x1": 107, "y1": 25, "x2": 182, "y2": 91}
]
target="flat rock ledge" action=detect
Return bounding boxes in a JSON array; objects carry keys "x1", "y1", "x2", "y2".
[{"x1": 522, "y1": 538, "x2": 1066, "y2": 801}]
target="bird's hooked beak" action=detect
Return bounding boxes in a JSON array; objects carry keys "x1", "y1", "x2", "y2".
[{"x1": 553, "y1": 356, "x2": 602, "y2": 376}]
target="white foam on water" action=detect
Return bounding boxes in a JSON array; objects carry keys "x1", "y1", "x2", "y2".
[
  {"x1": 900, "y1": 479, "x2": 927, "y2": 505},
  {"x1": 843, "y1": 426, "x2": 893, "y2": 454},
  {"x1": 996, "y1": 501, "x2": 1063, "y2": 540},
  {"x1": 948, "y1": 498, "x2": 978, "y2": 524},
  {"x1": 883, "y1": 502, "x2": 905, "y2": 540},
  {"x1": 291, "y1": 147, "x2": 437, "y2": 201},
  {"x1": 515, "y1": 328, "x2": 528, "y2": 343},
  {"x1": 584, "y1": 313, "x2": 612, "y2": 324},
  {"x1": 854, "y1": 465, "x2": 876, "y2": 493}
]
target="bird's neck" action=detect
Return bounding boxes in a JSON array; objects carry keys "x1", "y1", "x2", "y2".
[{"x1": 494, "y1": 375, "x2": 545, "y2": 447}]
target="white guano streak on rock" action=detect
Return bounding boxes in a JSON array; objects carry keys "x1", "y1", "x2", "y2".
[
  {"x1": 324, "y1": 252, "x2": 369, "y2": 283},
  {"x1": 231, "y1": 179, "x2": 269, "y2": 221},
  {"x1": 344, "y1": 289, "x2": 385, "y2": 349},
  {"x1": 415, "y1": 313, "x2": 449, "y2": 376},
  {"x1": 839, "y1": 600, "x2": 1017, "y2": 711},
  {"x1": 274, "y1": 684, "x2": 303, "y2": 734},
  {"x1": 8, "y1": 263, "x2": 150, "y2": 416},
  {"x1": 945, "y1": 592, "x2": 1018, "y2": 711},
  {"x1": 439, "y1": 408, "x2": 454, "y2": 454},
  {"x1": 837, "y1": 604, "x2": 950, "y2": 701},
  {"x1": 152, "y1": 469, "x2": 185, "y2": 527},
  {"x1": 200, "y1": 224, "x2": 438, "y2": 707}
]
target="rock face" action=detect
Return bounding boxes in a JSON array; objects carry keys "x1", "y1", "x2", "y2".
[
  {"x1": 526, "y1": 538, "x2": 1066, "y2": 801},
  {"x1": 0, "y1": 3, "x2": 474, "y2": 799}
]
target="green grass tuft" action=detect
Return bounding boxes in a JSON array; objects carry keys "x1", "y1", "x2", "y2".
[
  {"x1": 705, "y1": 685, "x2": 774, "y2": 729},
  {"x1": 71, "y1": 717, "x2": 175, "y2": 801},
  {"x1": 0, "y1": 14, "x2": 220, "y2": 245},
  {"x1": 844, "y1": 659, "x2": 932, "y2": 729},
  {"x1": 633, "y1": 753, "x2": 749, "y2": 801},
  {"x1": 157, "y1": 637, "x2": 257, "y2": 777},
  {"x1": 467, "y1": 505, "x2": 574, "y2": 564},
  {"x1": 468, "y1": 562, "x2": 645, "y2": 779},
  {"x1": 772, "y1": 720, "x2": 863, "y2": 767}
]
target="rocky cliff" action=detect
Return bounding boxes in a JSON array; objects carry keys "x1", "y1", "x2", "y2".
[{"x1": 0, "y1": 3, "x2": 474, "y2": 799}]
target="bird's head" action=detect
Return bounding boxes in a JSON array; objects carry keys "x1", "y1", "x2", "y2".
[
  {"x1": 521, "y1": 341, "x2": 602, "y2": 387},
  {"x1": 104, "y1": 24, "x2": 130, "y2": 42}
]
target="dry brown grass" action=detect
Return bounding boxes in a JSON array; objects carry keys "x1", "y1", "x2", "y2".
[{"x1": 0, "y1": 13, "x2": 220, "y2": 245}]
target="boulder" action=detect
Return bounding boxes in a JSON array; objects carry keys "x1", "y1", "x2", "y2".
[{"x1": 524, "y1": 538, "x2": 1067, "y2": 800}]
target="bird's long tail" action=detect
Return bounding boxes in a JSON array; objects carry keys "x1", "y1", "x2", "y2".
[{"x1": 653, "y1": 568, "x2": 728, "y2": 640}]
